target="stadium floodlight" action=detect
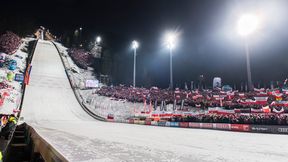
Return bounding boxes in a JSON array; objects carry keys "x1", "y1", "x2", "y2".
[
  {"x1": 132, "y1": 40, "x2": 139, "y2": 50},
  {"x1": 96, "y1": 36, "x2": 102, "y2": 44},
  {"x1": 164, "y1": 32, "x2": 178, "y2": 90},
  {"x1": 131, "y1": 40, "x2": 139, "y2": 87},
  {"x1": 237, "y1": 14, "x2": 259, "y2": 37},
  {"x1": 165, "y1": 32, "x2": 177, "y2": 49},
  {"x1": 79, "y1": 27, "x2": 82, "y2": 31}
]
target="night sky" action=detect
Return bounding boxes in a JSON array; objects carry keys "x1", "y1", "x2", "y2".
[{"x1": 1, "y1": 0, "x2": 288, "y2": 88}]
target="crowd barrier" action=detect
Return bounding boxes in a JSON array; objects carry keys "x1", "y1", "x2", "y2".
[{"x1": 108, "y1": 118, "x2": 288, "y2": 134}]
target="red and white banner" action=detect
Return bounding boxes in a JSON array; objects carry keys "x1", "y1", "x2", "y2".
[
  {"x1": 272, "y1": 107, "x2": 285, "y2": 114},
  {"x1": 231, "y1": 124, "x2": 250, "y2": 132},
  {"x1": 208, "y1": 107, "x2": 235, "y2": 114},
  {"x1": 271, "y1": 101, "x2": 288, "y2": 107}
]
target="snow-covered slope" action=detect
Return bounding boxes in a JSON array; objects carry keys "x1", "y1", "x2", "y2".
[
  {"x1": 21, "y1": 40, "x2": 93, "y2": 122},
  {"x1": 20, "y1": 40, "x2": 288, "y2": 162}
]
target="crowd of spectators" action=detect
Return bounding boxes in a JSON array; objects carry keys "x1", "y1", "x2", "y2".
[
  {"x1": 68, "y1": 48, "x2": 92, "y2": 69},
  {"x1": 0, "y1": 114, "x2": 17, "y2": 139},
  {"x1": 0, "y1": 31, "x2": 28, "y2": 117},
  {"x1": 96, "y1": 85, "x2": 288, "y2": 111},
  {"x1": 0, "y1": 31, "x2": 21, "y2": 54},
  {"x1": 171, "y1": 113, "x2": 288, "y2": 125}
]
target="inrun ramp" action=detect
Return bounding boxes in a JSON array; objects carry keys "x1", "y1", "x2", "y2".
[{"x1": 20, "y1": 40, "x2": 288, "y2": 162}]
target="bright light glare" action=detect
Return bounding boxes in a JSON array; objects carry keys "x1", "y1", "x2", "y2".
[
  {"x1": 132, "y1": 40, "x2": 139, "y2": 49},
  {"x1": 165, "y1": 32, "x2": 177, "y2": 49},
  {"x1": 96, "y1": 36, "x2": 101, "y2": 44},
  {"x1": 237, "y1": 14, "x2": 259, "y2": 36}
]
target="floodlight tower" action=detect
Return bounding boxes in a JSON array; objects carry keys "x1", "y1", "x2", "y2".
[
  {"x1": 132, "y1": 40, "x2": 139, "y2": 87},
  {"x1": 237, "y1": 14, "x2": 259, "y2": 91},
  {"x1": 77, "y1": 27, "x2": 82, "y2": 47},
  {"x1": 165, "y1": 32, "x2": 177, "y2": 90}
]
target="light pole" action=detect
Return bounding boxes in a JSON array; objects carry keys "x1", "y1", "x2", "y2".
[
  {"x1": 170, "y1": 47, "x2": 173, "y2": 90},
  {"x1": 132, "y1": 40, "x2": 139, "y2": 87},
  {"x1": 244, "y1": 38, "x2": 253, "y2": 91},
  {"x1": 237, "y1": 14, "x2": 259, "y2": 91},
  {"x1": 91, "y1": 36, "x2": 102, "y2": 58},
  {"x1": 165, "y1": 32, "x2": 177, "y2": 90},
  {"x1": 79, "y1": 27, "x2": 83, "y2": 47}
]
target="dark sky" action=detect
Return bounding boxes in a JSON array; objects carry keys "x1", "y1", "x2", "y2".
[{"x1": 1, "y1": 0, "x2": 288, "y2": 88}]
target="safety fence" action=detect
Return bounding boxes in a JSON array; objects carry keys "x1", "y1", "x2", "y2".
[{"x1": 106, "y1": 118, "x2": 288, "y2": 134}]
